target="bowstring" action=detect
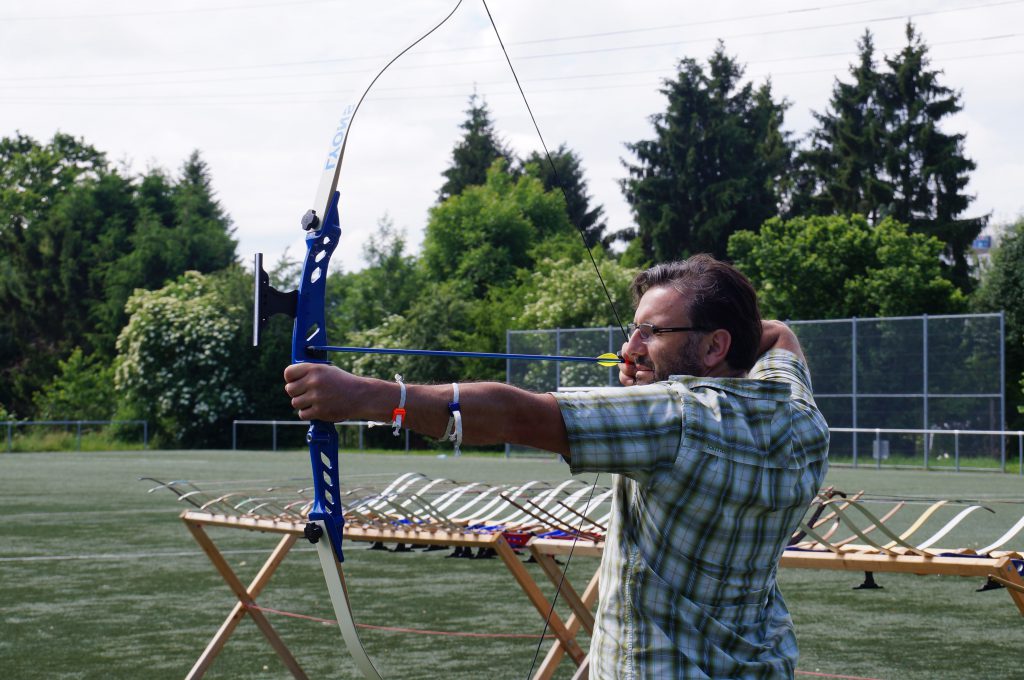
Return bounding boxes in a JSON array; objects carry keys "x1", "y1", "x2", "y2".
[
  {"x1": 480, "y1": 0, "x2": 629, "y2": 343},
  {"x1": 480, "y1": 2, "x2": 625, "y2": 676}
]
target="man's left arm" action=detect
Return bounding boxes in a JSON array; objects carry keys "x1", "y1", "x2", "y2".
[{"x1": 283, "y1": 363, "x2": 571, "y2": 459}]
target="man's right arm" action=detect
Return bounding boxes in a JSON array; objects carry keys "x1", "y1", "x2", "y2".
[{"x1": 758, "y1": 320, "x2": 805, "y2": 363}]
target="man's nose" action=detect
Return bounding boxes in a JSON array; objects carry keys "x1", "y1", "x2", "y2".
[{"x1": 624, "y1": 329, "x2": 646, "y2": 358}]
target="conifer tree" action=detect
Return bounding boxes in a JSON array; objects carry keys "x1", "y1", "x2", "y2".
[
  {"x1": 523, "y1": 145, "x2": 607, "y2": 248},
  {"x1": 438, "y1": 93, "x2": 513, "y2": 201},
  {"x1": 879, "y1": 23, "x2": 985, "y2": 289},
  {"x1": 793, "y1": 31, "x2": 890, "y2": 221},
  {"x1": 620, "y1": 43, "x2": 792, "y2": 262},
  {"x1": 794, "y1": 24, "x2": 986, "y2": 290}
]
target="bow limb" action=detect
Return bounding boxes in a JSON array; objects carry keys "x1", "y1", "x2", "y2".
[{"x1": 310, "y1": 525, "x2": 384, "y2": 680}]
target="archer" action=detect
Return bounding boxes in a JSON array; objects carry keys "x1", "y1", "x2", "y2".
[{"x1": 284, "y1": 253, "x2": 830, "y2": 679}]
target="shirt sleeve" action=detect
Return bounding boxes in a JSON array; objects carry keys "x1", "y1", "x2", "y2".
[
  {"x1": 551, "y1": 383, "x2": 683, "y2": 476},
  {"x1": 749, "y1": 349, "x2": 816, "y2": 406}
]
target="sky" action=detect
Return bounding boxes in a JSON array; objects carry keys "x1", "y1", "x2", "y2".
[{"x1": 3, "y1": 0, "x2": 1022, "y2": 275}]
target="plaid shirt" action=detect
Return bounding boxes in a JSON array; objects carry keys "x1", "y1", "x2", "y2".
[{"x1": 552, "y1": 350, "x2": 829, "y2": 679}]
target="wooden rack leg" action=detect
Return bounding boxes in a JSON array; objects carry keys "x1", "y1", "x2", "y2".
[
  {"x1": 493, "y1": 535, "x2": 586, "y2": 666},
  {"x1": 529, "y1": 544, "x2": 595, "y2": 635},
  {"x1": 993, "y1": 556, "x2": 1024, "y2": 615},
  {"x1": 184, "y1": 521, "x2": 305, "y2": 679},
  {"x1": 533, "y1": 568, "x2": 600, "y2": 680}
]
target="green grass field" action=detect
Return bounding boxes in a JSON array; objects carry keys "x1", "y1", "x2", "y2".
[{"x1": 2, "y1": 449, "x2": 1023, "y2": 680}]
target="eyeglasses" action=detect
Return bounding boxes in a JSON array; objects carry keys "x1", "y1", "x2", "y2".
[{"x1": 627, "y1": 322, "x2": 707, "y2": 342}]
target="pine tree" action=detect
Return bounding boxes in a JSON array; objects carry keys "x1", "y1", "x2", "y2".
[
  {"x1": 620, "y1": 43, "x2": 793, "y2": 261},
  {"x1": 879, "y1": 23, "x2": 986, "y2": 290},
  {"x1": 793, "y1": 31, "x2": 891, "y2": 221},
  {"x1": 794, "y1": 24, "x2": 986, "y2": 291},
  {"x1": 523, "y1": 145, "x2": 607, "y2": 248},
  {"x1": 438, "y1": 93, "x2": 513, "y2": 201}
]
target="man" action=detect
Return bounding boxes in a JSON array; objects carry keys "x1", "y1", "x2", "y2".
[{"x1": 284, "y1": 254, "x2": 829, "y2": 679}]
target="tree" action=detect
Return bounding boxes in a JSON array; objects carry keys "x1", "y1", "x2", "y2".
[
  {"x1": 327, "y1": 216, "x2": 424, "y2": 339},
  {"x1": 512, "y1": 255, "x2": 633, "y2": 331},
  {"x1": 0, "y1": 134, "x2": 129, "y2": 413},
  {"x1": 523, "y1": 145, "x2": 607, "y2": 248},
  {"x1": 792, "y1": 31, "x2": 890, "y2": 221},
  {"x1": 973, "y1": 217, "x2": 1024, "y2": 429},
  {"x1": 727, "y1": 214, "x2": 965, "y2": 320},
  {"x1": 880, "y1": 23, "x2": 986, "y2": 290},
  {"x1": 793, "y1": 25, "x2": 986, "y2": 291},
  {"x1": 114, "y1": 271, "x2": 248, "y2": 447},
  {"x1": 422, "y1": 160, "x2": 570, "y2": 297},
  {"x1": 437, "y1": 94, "x2": 514, "y2": 201},
  {"x1": 0, "y1": 135, "x2": 238, "y2": 417},
  {"x1": 32, "y1": 348, "x2": 114, "y2": 420},
  {"x1": 344, "y1": 281, "x2": 494, "y2": 385},
  {"x1": 620, "y1": 43, "x2": 793, "y2": 261}
]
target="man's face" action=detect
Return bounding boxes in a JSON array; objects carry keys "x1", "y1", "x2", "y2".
[{"x1": 623, "y1": 285, "x2": 706, "y2": 382}]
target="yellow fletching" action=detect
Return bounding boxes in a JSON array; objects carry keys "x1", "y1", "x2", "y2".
[{"x1": 595, "y1": 353, "x2": 621, "y2": 367}]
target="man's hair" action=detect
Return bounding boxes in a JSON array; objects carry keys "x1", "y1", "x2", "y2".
[{"x1": 629, "y1": 254, "x2": 763, "y2": 371}]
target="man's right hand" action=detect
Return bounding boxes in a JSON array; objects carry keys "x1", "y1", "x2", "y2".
[{"x1": 618, "y1": 344, "x2": 655, "y2": 386}]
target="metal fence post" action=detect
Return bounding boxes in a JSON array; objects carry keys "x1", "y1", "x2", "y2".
[
  {"x1": 76, "y1": 421, "x2": 82, "y2": 451},
  {"x1": 358, "y1": 423, "x2": 364, "y2": 450},
  {"x1": 555, "y1": 328, "x2": 562, "y2": 391},
  {"x1": 922, "y1": 314, "x2": 929, "y2": 468},
  {"x1": 875, "y1": 429, "x2": 881, "y2": 470},
  {"x1": 7, "y1": 422, "x2": 12, "y2": 452},
  {"x1": 232, "y1": 421, "x2": 237, "y2": 450},
  {"x1": 143, "y1": 421, "x2": 149, "y2": 450},
  {"x1": 1019, "y1": 432, "x2": 1022, "y2": 477},
  {"x1": 954, "y1": 430, "x2": 960, "y2": 472},
  {"x1": 851, "y1": 318, "x2": 858, "y2": 467},
  {"x1": 1000, "y1": 312, "x2": 1007, "y2": 472},
  {"x1": 272, "y1": 421, "x2": 278, "y2": 451}
]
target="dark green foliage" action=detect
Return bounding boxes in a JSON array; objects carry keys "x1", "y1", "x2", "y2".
[
  {"x1": 0, "y1": 136, "x2": 131, "y2": 413},
  {"x1": 880, "y1": 24, "x2": 985, "y2": 291},
  {"x1": 793, "y1": 24, "x2": 986, "y2": 291},
  {"x1": 728, "y1": 214, "x2": 965, "y2": 320},
  {"x1": 620, "y1": 43, "x2": 793, "y2": 261},
  {"x1": 437, "y1": 94, "x2": 514, "y2": 202},
  {"x1": 0, "y1": 134, "x2": 237, "y2": 417},
  {"x1": 973, "y1": 218, "x2": 1024, "y2": 429},
  {"x1": 32, "y1": 347, "x2": 114, "y2": 420},
  {"x1": 326, "y1": 216, "x2": 424, "y2": 342},
  {"x1": 523, "y1": 145, "x2": 607, "y2": 249},
  {"x1": 792, "y1": 31, "x2": 890, "y2": 221},
  {"x1": 422, "y1": 161, "x2": 570, "y2": 297}
]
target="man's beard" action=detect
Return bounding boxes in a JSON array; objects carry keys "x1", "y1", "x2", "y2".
[{"x1": 639, "y1": 334, "x2": 705, "y2": 381}]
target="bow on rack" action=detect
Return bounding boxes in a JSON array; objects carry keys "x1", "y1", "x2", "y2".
[{"x1": 252, "y1": 2, "x2": 627, "y2": 677}]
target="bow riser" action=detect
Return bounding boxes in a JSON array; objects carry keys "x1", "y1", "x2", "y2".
[{"x1": 292, "y1": 191, "x2": 347, "y2": 564}]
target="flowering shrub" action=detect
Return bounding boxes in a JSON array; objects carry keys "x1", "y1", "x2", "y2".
[{"x1": 115, "y1": 271, "x2": 247, "y2": 446}]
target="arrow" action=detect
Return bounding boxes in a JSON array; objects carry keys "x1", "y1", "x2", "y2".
[{"x1": 308, "y1": 345, "x2": 626, "y2": 367}]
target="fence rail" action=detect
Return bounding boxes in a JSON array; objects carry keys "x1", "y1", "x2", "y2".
[
  {"x1": 232, "y1": 419, "x2": 409, "y2": 452},
  {"x1": 3, "y1": 419, "x2": 148, "y2": 451},
  {"x1": 829, "y1": 426, "x2": 1024, "y2": 474}
]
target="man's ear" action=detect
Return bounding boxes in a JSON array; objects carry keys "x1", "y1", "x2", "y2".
[{"x1": 702, "y1": 329, "x2": 732, "y2": 370}]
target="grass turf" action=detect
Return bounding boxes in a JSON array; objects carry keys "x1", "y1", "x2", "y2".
[{"x1": 1, "y1": 449, "x2": 1022, "y2": 679}]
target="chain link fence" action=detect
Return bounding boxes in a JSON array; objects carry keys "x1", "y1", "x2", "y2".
[{"x1": 507, "y1": 313, "x2": 1007, "y2": 468}]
